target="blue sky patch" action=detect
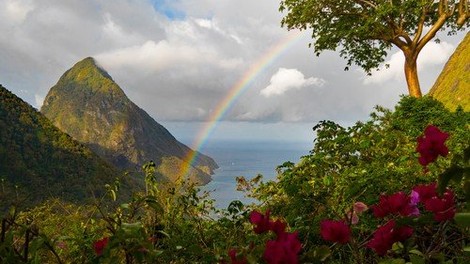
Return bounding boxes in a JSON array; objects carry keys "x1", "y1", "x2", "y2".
[{"x1": 150, "y1": 0, "x2": 185, "y2": 20}]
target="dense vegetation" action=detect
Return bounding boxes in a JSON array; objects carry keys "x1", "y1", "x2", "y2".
[
  {"x1": 429, "y1": 32, "x2": 470, "y2": 111},
  {"x1": 0, "y1": 85, "x2": 135, "y2": 210},
  {"x1": 41, "y1": 57, "x2": 217, "y2": 184},
  {"x1": 1, "y1": 96, "x2": 469, "y2": 263}
]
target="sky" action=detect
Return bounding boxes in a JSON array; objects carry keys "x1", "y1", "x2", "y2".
[{"x1": 0, "y1": 0, "x2": 466, "y2": 147}]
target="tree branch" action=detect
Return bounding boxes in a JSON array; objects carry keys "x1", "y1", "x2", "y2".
[
  {"x1": 438, "y1": 0, "x2": 447, "y2": 16},
  {"x1": 390, "y1": 37, "x2": 408, "y2": 52},
  {"x1": 457, "y1": 0, "x2": 470, "y2": 26},
  {"x1": 352, "y1": 0, "x2": 377, "y2": 9},
  {"x1": 398, "y1": 13, "x2": 404, "y2": 29},
  {"x1": 416, "y1": 14, "x2": 449, "y2": 54},
  {"x1": 385, "y1": 15, "x2": 413, "y2": 45},
  {"x1": 413, "y1": 8, "x2": 428, "y2": 46}
]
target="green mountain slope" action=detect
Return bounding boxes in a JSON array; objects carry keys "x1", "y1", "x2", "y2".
[
  {"x1": 428, "y1": 33, "x2": 470, "y2": 111},
  {"x1": 41, "y1": 57, "x2": 218, "y2": 185},
  {"x1": 0, "y1": 85, "x2": 133, "y2": 208}
]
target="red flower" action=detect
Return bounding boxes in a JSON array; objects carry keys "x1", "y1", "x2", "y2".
[
  {"x1": 228, "y1": 249, "x2": 247, "y2": 264},
  {"x1": 367, "y1": 220, "x2": 413, "y2": 256},
  {"x1": 249, "y1": 210, "x2": 272, "y2": 234},
  {"x1": 270, "y1": 219, "x2": 287, "y2": 237},
  {"x1": 413, "y1": 182, "x2": 437, "y2": 204},
  {"x1": 249, "y1": 209, "x2": 302, "y2": 263},
  {"x1": 416, "y1": 125, "x2": 449, "y2": 166},
  {"x1": 424, "y1": 190, "x2": 456, "y2": 222},
  {"x1": 320, "y1": 219, "x2": 351, "y2": 244},
  {"x1": 93, "y1": 237, "x2": 109, "y2": 256},
  {"x1": 263, "y1": 232, "x2": 301, "y2": 264},
  {"x1": 392, "y1": 225, "x2": 414, "y2": 242},
  {"x1": 372, "y1": 192, "x2": 417, "y2": 218},
  {"x1": 367, "y1": 221, "x2": 395, "y2": 256}
]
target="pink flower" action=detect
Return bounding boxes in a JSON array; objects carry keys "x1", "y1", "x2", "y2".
[
  {"x1": 93, "y1": 237, "x2": 109, "y2": 256},
  {"x1": 249, "y1": 210, "x2": 272, "y2": 234},
  {"x1": 263, "y1": 232, "x2": 301, "y2": 264},
  {"x1": 346, "y1": 210, "x2": 359, "y2": 225},
  {"x1": 367, "y1": 220, "x2": 413, "y2": 256},
  {"x1": 424, "y1": 190, "x2": 456, "y2": 222},
  {"x1": 346, "y1": 202, "x2": 368, "y2": 224},
  {"x1": 353, "y1": 202, "x2": 368, "y2": 214},
  {"x1": 416, "y1": 125, "x2": 449, "y2": 166},
  {"x1": 320, "y1": 220, "x2": 351, "y2": 244},
  {"x1": 228, "y1": 249, "x2": 247, "y2": 264},
  {"x1": 406, "y1": 191, "x2": 421, "y2": 216},
  {"x1": 372, "y1": 192, "x2": 417, "y2": 218},
  {"x1": 56, "y1": 241, "x2": 67, "y2": 250}
]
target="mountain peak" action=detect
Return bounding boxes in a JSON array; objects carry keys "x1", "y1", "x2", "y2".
[
  {"x1": 41, "y1": 57, "x2": 129, "y2": 125},
  {"x1": 41, "y1": 58, "x2": 218, "y2": 185},
  {"x1": 49, "y1": 57, "x2": 120, "y2": 99},
  {"x1": 67, "y1": 56, "x2": 113, "y2": 81}
]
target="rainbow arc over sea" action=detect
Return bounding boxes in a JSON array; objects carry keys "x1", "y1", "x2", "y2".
[{"x1": 179, "y1": 31, "x2": 304, "y2": 179}]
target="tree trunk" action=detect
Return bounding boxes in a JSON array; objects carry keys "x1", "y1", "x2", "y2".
[{"x1": 404, "y1": 57, "x2": 422, "y2": 97}]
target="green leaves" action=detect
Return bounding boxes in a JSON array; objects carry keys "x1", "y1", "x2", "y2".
[
  {"x1": 250, "y1": 96, "x2": 469, "y2": 262},
  {"x1": 454, "y1": 213, "x2": 470, "y2": 227}
]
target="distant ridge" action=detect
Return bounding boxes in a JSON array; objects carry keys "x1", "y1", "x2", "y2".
[
  {"x1": 428, "y1": 33, "x2": 469, "y2": 111},
  {"x1": 41, "y1": 57, "x2": 218, "y2": 184},
  {"x1": 0, "y1": 84, "x2": 133, "y2": 208}
]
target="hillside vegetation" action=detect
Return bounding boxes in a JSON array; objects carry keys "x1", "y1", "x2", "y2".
[
  {"x1": 429, "y1": 33, "x2": 470, "y2": 111},
  {"x1": 0, "y1": 85, "x2": 135, "y2": 209}
]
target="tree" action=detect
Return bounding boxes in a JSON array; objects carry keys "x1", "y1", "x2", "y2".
[{"x1": 279, "y1": 0, "x2": 469, "y2": 97}]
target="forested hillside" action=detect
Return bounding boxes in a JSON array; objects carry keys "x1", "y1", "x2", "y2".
[{"x1": 0, "y1": 85, "x2": 134, "y2": 209}]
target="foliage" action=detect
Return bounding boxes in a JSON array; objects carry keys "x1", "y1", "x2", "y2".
[
  {"x1": 279, "y1": 0, "x2": 469, "y2": 96},
  {"x1": 245, "y1": 96, "x2": 469, "y2": 262},
  {"x1": 0, "y1": 96, "x2": 469, "y2": 263}
]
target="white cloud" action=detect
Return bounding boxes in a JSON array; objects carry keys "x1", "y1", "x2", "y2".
[
  {"x1": 0, "y1": 0, "x2": 465, "y2": 130},
  {"x1": 34, "y1": 94, "x2": 44, "y2": 109},
  {"x1": 194, "y1": 18, "x2": 243, "y2": 44},
  {"x1": 4, "y1": 0, "x2": 34, "y2": 23},
  {"x1": 260, "y1": 68, "x2": 325, "y2": 97},
  {"x1": 364, "y1": 41, "x2": 455, "y2": 84},
  {"x1": 96, "y1": 39, "x2": 241, "y2": 74}
]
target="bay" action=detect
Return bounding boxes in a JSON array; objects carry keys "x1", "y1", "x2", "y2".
[{"x1": 200, "y1": 140, "x2": 311, "y2": 209}]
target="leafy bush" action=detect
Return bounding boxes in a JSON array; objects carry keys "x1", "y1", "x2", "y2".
[{"x1": 244, "y1": 96, "x2": 469, "y2": 262}]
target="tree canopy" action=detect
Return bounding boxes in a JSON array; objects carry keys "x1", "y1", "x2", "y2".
[{"x1": 279, "y1": 0, "x2": 469, "y2": 97}]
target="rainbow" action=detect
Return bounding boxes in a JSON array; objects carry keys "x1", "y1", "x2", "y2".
[{"x1": 179, "y1": 31, "x2": 305, "y2": 179}]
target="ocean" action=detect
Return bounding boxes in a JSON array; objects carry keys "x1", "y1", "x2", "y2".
[{"x1": 199, "y1": 140, "x2": 312, "y2": 209}]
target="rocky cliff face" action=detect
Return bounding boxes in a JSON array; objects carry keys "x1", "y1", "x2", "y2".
[
  {"x1": 428, "y1": 33, "x2": 469, "y2": 111},
  {"x1": 41, "y1": 57, "x2": 218, "y2": 184}
]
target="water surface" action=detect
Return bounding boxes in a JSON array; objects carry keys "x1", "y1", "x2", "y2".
[{"x1": 200, "y1": 140, "x2": 311, "y2": 208}]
